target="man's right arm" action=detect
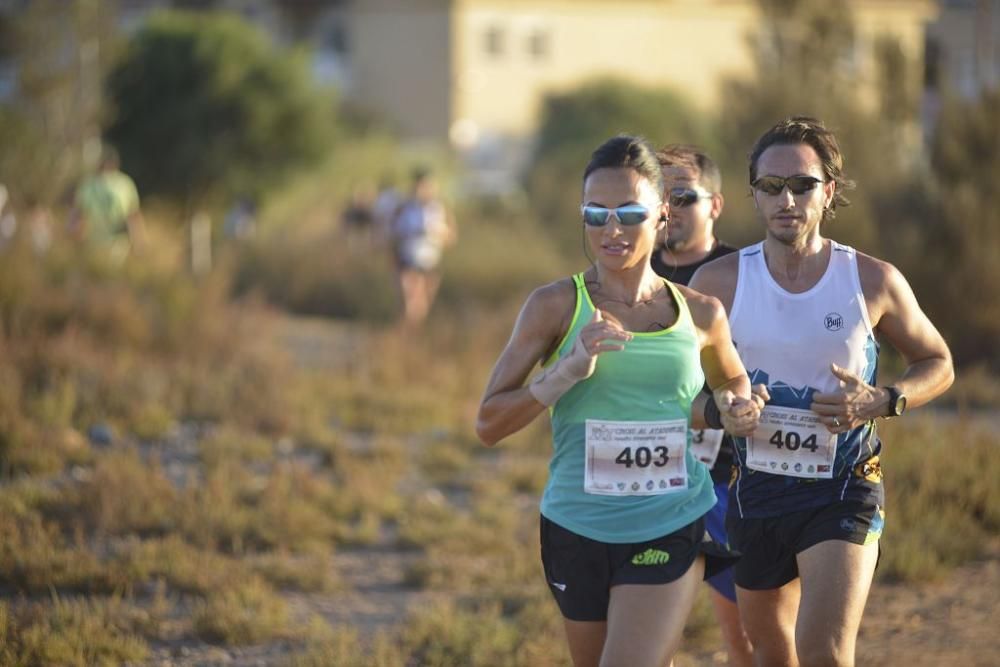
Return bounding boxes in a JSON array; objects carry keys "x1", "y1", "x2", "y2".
[{"x1": 688, "y1": 252, "x2": 740, "y2": 314}]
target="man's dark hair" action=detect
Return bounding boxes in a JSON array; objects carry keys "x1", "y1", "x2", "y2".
[
  {"x1": 583, "y1": 135, "x2": 663, "y2": 196},
  {"x1": 749, "y1": 116, "x2": 855, "y2": 221},
  {"x1": 411, "y1": 165, "x2": 433, "y2": 184},
  {"x1": 656, "y1": 144, "x2": 722, "y2": 194}
]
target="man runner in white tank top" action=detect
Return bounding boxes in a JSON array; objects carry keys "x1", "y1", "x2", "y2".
[{"x1": 690, "y1": 117, "x2": 954, "y2": 667}]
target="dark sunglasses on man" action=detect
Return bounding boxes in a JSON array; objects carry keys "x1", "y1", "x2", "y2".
[
  {"x1": 751, "y1": 175, "x2": 824, "y2": 196},
  {"x1": 668, "y1": 187, "x2": 714, "y2": 208}
]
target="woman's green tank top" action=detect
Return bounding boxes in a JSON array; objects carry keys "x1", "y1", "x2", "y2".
[{"x1": 540, "y1": 273, "x2": 716, "y2": 542}]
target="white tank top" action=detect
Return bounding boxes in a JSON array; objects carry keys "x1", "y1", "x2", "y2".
[
  {"x1": 730, "y1": 241, "x2": 875, "y2": 394},
  {"x1": 728, "y1": 241, "x2": 881, "y2": 517}
]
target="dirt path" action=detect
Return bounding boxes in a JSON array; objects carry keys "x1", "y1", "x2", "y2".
[{"x1": 856, "y1": 541, "x2": 1000, "y2": 666}]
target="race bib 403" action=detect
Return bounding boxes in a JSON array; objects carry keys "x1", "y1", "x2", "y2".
[{"x1": 584, "y1": 419, "x2": 688, "y2": 496}]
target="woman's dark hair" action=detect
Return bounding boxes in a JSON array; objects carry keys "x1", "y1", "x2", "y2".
[
  {"x1": 583, "y1": 135, "x2": 663, "y2": 196},
  {"x1": 748, "y1": 116, "x2": 855, "y2": 221}
]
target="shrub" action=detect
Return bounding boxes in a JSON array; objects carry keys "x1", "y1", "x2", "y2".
[
  {"x1": 879, "y1": 415, "x2": 1000, "y2": 581},
  {"x1": 192, "y1": 576, "x2": 291, "y2": 645},
  {"x1": 0, "y1": 597, "x2": 148, "y2": 666}
]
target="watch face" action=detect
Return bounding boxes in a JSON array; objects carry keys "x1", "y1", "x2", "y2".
[{"x1": 895, "y1": 394, "x2": 907, "y2": 416}]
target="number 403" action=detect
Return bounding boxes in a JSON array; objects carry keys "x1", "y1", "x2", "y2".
[
  {"x1": 614, "y1": 446, "x2": 670, "y2": 468},
  {"x1": 769, "y1": 430, "x2": 818, "y2": 452}
]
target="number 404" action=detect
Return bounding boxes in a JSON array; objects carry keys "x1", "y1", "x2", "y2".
[{"x1": 769, "y1": 430, "x2": 818, "y2": 452}]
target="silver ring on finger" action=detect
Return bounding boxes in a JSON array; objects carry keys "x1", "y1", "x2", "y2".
[{"x1": 832, "y1": 417, "x2": 840, "y2": 428}]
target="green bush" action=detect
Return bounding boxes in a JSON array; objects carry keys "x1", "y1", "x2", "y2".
[{"x1": 107, "y1": 9, "x2": 335, "y2": 208}]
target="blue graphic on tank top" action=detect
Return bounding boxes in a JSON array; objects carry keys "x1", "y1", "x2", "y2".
[{"x1": 730, "y1": 335, "x2": 883, "y2": 518}]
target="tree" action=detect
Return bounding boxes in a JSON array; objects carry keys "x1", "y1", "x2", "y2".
[
  {"x1": 526, "y1": 78, "x2": 708, "y2": 253},
  {"x1": 899, "y1": 90, "x2": 1000, "y2": 369},
  {"x1": 106, "y1": 10, "x2": 336, "y2": 213},
  {"x1": 0, "y1": 0, "x2": 119, "y2": 207}
]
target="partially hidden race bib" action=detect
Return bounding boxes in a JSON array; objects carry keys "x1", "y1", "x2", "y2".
[
  {"x1": 747, "y1": 406, "x2": 836, "y2": 479},
  {"x1": 584, "y1": 418, "x2": 688, "y2": 496},
  {"x1": 689, "y1": 429, "x2": 724, "y2": 467}
]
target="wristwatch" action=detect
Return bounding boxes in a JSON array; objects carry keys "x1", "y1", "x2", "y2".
[{"x1": 884, "y1": 386, "x2": 907, "y2": 418}]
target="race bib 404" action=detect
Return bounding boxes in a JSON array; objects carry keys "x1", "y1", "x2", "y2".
[
  {"x1": 747, "y1": 407, "x2": 836, "y2": 479},
  {"x1": 584, "y1": 419, "x2": 688, "y2": 496}
]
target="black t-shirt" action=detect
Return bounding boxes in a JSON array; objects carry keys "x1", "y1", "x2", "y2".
[
  {"x1": 650, "y1": 240, "x2": 739, "y2": 483},
  {"x1": 650, "y1": 241, "x2": 737, "y2": 286}
]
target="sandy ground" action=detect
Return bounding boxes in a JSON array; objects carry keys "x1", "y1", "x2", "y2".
[{"x1": 678, "y1": 541, "x2": 1000, "y2": 665}]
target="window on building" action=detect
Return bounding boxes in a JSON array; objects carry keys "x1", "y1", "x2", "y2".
[
  {"x1": 527, "y1": 29, "x2": 550, "y2": 60},
  {"x1": 484, "y1": 26, "x2": 505, "y2": 57}
]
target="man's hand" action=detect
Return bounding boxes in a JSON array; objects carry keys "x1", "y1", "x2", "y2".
[
  {"x1": 751, "y1": 383, "x2": 771, "y2": 410},
  {"x1": 716, "y1": 383, "x2": 768, "y2": 437},
  {"x1": 810, "y1": 363, "x2": 889, "y2": 433}
]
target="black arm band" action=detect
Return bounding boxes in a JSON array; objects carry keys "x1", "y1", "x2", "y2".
[{"x1": 704, "y1": 395, "x2": 724, "y2": 430}]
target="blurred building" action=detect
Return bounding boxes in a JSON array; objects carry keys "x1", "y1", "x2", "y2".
[
  {"x1": 313, "y1": 0, "x2": 937, "y2": 192},
  {"x1": 0, "y1": 0, "x2": 954, "y2": 190},
  {"x1": 95, "y1": 0, "x2": 942, "y2": 191},
  {"x1": 925, "y1": 0, "x2": 999, "y2": 97}
]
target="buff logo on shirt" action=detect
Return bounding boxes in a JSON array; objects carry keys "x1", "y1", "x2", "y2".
[{"x1": 825, "y1": 312, "x2": 844, "y2": 331}]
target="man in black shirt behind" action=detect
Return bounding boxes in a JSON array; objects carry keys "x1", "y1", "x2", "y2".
[{"x1": 653, "y1": 145, "x2": 751, "y2": 667}]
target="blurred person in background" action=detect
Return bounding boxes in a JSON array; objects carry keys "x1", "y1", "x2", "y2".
[
  {"x1": 339, "y1": 181, "x2": 376, "y2": 250},
  {"x1": 0, "y1": 184, "x2": 16, "y2": 250},
  {"x1": 690, "y1": 116, "x2": 954, "y2": 667},
  {"x1": 652, "y1": 144, "x2": 752, "y2": 667},
  {"x1": 372, "y1": 174, "x2": 401, "y2": 246},
  {"x1": 388, "y1": 167, "x2": 456, "y2": 328},
  {"x1": 68, "y1": 145, "x2": 145, "y2": 263},
  {"x1": 223, "y1": 195, "x2": 257, "y2": 242},
  {"x1": 0, "y1": 186, "x2": 51, "y2": 256},
  {"x1": 477, "y1": 135, "x2": 764, "y2": 667}
]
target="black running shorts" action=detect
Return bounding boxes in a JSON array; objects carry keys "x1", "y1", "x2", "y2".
[
  {"x1": 539, "y1": 514, "x2": 736, "y2": 622},
  {"x1": 726, "y1": 500, "x2": 885, "y2": 591}
]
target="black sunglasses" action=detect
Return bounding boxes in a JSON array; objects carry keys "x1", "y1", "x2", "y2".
[
  {"x1": 668, "y1": 187, "x2": 713, "y2": 208},
  {"x1": 751, "y1": 175, "x2": 824, "y2": 196}
]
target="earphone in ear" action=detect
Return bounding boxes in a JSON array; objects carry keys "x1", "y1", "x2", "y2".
[{"x1": 659, "y1": 214, "x2": 668, "y2": 223}]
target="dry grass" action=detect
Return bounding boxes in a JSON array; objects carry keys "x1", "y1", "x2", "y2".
[
  {"x1": 0, "y1": 596, "x2": 148, "y2": 666},
  {"x1": 878, "y1": 414, "x2": 1000, "y2": 581},
  {"x1": 192, "y1": 576, "x2": 291, "y2": 645},
  {"x1": 0, "y1": 209, "x2": 995, "y2": 664}
]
